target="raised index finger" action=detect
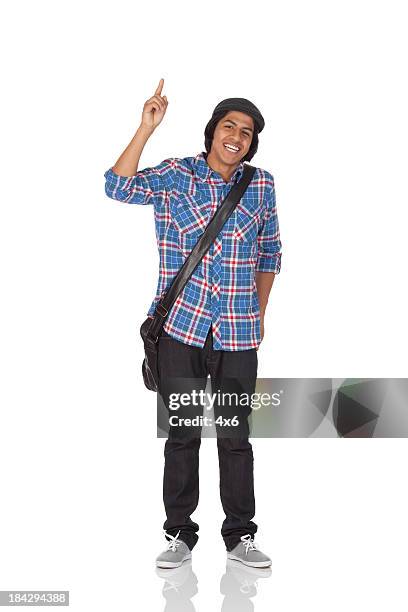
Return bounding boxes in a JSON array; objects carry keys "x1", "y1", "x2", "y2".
[{"x1": 155, "y1": 78, "x2": 164, "y2": 95}]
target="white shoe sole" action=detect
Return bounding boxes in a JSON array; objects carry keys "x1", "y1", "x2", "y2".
[
  {"x1": 156, "y1": 553, "x2": 192, "y2": 569},
  {"x1": 227, "y1": 553, "x2": 271, "y2": 568}
]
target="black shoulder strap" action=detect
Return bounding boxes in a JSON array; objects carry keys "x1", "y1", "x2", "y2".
[{"x1": 147, "y1": 163, "x2": 256, "y2": 342}]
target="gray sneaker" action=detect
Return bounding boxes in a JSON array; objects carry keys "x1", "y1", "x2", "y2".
[
  {"x1": 156, "y1": 530, "x2": 192, "y2": 568},
  {"x1": 227, "y1": 534, "x2": 272, "y2": 568}
]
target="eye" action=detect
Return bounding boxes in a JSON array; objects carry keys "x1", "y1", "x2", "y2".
[{"x1": 225, "y1": 124, "x2": 251, "y2": 137}]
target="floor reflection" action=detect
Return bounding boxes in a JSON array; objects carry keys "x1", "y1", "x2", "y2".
[
  {"x1": 220, "y1": 560, "x2": 272, "y2": 612},
  {"x1": 155, "y1": 558, "x2": 272, "y2": 611},
  {"x1": 156, "y1": 561, "x2": 198, "y2": 612}
]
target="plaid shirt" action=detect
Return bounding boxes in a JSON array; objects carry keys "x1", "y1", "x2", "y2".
[{"x1": 104, "y1": 151, "x2": 282, "y2": 351}]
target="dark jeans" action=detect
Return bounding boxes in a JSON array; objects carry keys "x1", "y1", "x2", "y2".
[{"x1": 157, "y1": 325, "x2": 258, "y2": 552}]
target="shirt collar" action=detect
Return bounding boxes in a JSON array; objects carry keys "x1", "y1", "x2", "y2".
[{"x1": 193, "y1": 151, "x2": 245, "y2": 184}]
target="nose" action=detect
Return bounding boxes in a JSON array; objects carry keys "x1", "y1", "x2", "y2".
[{"x1": 229, "y1": 129, "x2": 241, "y2": 144}]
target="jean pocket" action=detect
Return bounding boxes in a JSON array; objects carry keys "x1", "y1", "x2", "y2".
[{"x1": 160, "y1": 329, "x2": 173, "y2": 340}]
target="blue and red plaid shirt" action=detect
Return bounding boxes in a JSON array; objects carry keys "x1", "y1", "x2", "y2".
[{"x1": 104, "y1": 151, "x2": 282, "y2": 351}]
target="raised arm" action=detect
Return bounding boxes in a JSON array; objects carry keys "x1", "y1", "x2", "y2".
[
  {"x1": 104, "y1": 79, "x2": 177, "y2": 205},
  {"x1": 112, "y1": 78, "x2": 168, "y2": 177}
]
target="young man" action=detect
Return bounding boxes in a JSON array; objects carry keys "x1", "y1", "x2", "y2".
[{"x1": 104, "y1": 79, "x2": 282, "y2": 569}]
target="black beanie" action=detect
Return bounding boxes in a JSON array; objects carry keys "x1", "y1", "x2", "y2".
[{"x1": 204, "y1": 97, "x2": 265, "y2": 162}]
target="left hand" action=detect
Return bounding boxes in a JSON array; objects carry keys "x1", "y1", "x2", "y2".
[{"x1": 256, "y1": 316, "x2": 265, "y2": 351}]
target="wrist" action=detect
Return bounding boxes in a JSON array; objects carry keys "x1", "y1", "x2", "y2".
[{"x1": 137, "y1": 124, "x2": 155, "y2": 138}]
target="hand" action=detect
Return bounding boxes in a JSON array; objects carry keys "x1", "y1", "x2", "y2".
[
  {"x1": 260, "y1": 315, "x2": 265, "y2": 342},
  {"x1": 256, "y1": 316, "x2": 265, "y2": 351},
  {"x1": 140, "y1": 78, "x2": 168, "y2": 132}
]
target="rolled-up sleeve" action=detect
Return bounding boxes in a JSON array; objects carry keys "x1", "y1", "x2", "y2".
[
  {"x1": 256, "y1": 175, "x2": 282, "y2": 273},
  {"x1": 104, "y1": 157, "x2": 178, "y2": 206}
]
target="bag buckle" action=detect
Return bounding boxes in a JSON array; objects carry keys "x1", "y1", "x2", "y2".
[{"x1": 156, "y1": 302, "x2": 168, "y2": 317}]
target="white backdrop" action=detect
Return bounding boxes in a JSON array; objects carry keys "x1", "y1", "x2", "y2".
[{"x1": 1, "y1": 1, "x2": 407, "y2": 610}]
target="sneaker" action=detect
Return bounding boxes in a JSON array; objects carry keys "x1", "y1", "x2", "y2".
[
  {"x1": 156, "y1": 530, "x2": 192, "y2": 568},
  {"x1": 227, "y1": 534, "x2": 272, "y2": 568}
]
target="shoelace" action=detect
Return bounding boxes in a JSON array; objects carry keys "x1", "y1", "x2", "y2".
[
  {"x1": 164, "y1": 529, "x2": 183, "y2": 552},
  {"x1": 241, "y1": 534, "x2": 258, "y2": 554}
]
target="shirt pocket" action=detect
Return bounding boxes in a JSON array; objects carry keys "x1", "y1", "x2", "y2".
[
  {"x1": 232, "y1": 201, "x2": 261, "y2": 243},
  {"x1": 170, "y1": 192, "x2": 212, "y2": 236},
  {"x1": 170, "y1": 192, "x2": 212, "y2": 260}
]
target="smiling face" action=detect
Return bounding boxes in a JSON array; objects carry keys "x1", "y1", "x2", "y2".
[{"x1": 207, "y1": 110, "x2": 255, "y2": 171}]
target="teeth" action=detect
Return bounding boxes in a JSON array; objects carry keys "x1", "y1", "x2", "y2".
[{"x1": 224, "y1": 144, "x2": 239, "y2": 152}]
